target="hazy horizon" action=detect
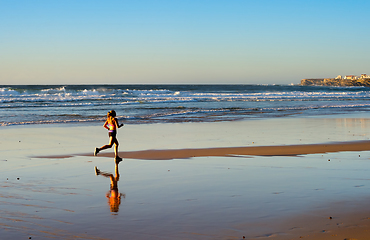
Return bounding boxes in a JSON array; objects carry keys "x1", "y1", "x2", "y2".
[{"x1": 1, "y1": 0, "x2": 369, "y2": 85}]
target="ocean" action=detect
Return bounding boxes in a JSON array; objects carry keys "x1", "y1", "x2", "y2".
[{"x1": 1, "y1": 84, "x2": 370, "y2": 126}]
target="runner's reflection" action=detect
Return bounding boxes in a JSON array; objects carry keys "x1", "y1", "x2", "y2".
[{"x1": 95, "y1": 159, "x2": 125, "y2": 213}]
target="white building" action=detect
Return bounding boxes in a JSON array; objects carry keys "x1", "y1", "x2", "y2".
[{"x1": 344, "y1": 75, "x2": 357, "y2": 80}]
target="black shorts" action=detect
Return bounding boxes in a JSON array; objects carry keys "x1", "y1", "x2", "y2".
[{"x1": 109, "y1": 130, "x2": 117, "y2": 138}]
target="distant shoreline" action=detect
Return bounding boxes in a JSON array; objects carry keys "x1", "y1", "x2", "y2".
[{"x1": 301, "y1": 77, "x2": 370, "y2": 87}]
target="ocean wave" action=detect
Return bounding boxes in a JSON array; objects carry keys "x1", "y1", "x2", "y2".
[
  {"x1": 2, "y1": 85, "x2": 370, "y2": 102},
  {"x1": 2, "y1": 84, "x2": 370, "y2": 126},
  {"x1": 1, "y1": 93, "x2": 370, "y2": 107}
]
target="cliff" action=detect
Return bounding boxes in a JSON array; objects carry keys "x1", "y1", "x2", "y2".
[{"x1": 301, "y1": 78, "x2": 370, "y2": 87}]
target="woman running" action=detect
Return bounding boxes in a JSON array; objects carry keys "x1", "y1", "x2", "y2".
[{"x1": 94, "y1": 110, "x2": 124, "y2": 161}]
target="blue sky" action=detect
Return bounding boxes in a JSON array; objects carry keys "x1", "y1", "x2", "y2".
[{"x1": 1, "y1": 0, "x2": 369, "y2": 84}]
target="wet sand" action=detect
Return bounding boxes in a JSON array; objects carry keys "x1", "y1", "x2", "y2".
[
  {"x1": 223, "y1": 196, "x2": 370, "y2": 240},
  {"x1": 40, "y1": 140, "x2": 370, "y2": 160},
  {"x1": 2, "y1": 116, "x2": 370, "y2": 239},
  {"x1": 96, "y1": 140, "x2": 370, "y2": 160}
]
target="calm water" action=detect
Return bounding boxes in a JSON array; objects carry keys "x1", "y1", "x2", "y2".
[{"x1": 1, "y1": 84, "x2": 370, "y2": 126}]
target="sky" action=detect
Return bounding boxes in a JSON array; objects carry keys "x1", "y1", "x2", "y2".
[{"x1": 1, "y1": 0, "x2": 370, "y2": 85}]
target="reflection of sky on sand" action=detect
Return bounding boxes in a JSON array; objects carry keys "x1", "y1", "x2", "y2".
[
  {"x1": 2, "y1": 115, "x2": 370, "y2": 159},
  {"x1": 121, "y1": 116, "x2": 370, "y2": 150},
  {"x1": 333, "y1": 118, "x2": 370, "y2": 136},
  {"x1": 2, "y1": 150, "x2": 370, "y2": 239}
]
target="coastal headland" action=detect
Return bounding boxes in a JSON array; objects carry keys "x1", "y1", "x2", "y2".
[{"x1": 301, "y1": 73, "x2": 370, "y2": 86}]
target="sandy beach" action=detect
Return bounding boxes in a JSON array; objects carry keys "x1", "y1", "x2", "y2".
[{"x1": 2, "y1": 116, "x2": 370, "y2": 239}]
